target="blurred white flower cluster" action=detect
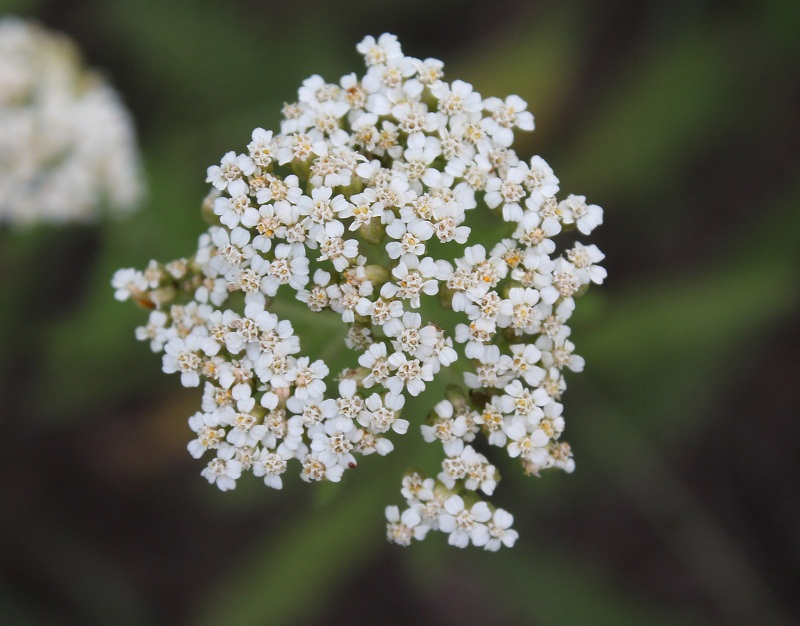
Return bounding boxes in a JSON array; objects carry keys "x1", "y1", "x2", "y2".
[
  {"x1": 0, "y1": 17, "x2": 143, "y2": 226},
  {"x1": 113, "y1": 33, "x2": 605, "y2": 550}
]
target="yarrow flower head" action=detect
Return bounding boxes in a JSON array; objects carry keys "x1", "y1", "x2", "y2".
[
  {"x1": 113, "y1": 33, "x2": 605, "y2": 550},
  {"x1": 0, "y1": 17, "x2": 144, "y2": 226}
]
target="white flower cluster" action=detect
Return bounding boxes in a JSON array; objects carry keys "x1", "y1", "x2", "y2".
[
  {"x1": 0, "y1": 17, "x2": 143, "y2": 226},
  {"x1": 113, "y1": 33, "x2": 605, "y2": 549},
  {"x1": 386, "y1": 472, "x2": 517, "y2": 551}
]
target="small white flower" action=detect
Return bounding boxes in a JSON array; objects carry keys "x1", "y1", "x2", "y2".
[
  {"x1": 356, "y1": 296, "x2": 404, "y2": 327},
  {"x1": 360, "y1": 392, "x2": 408, "y2": 434},
  {"x1": 285, "y1": 357, "x2": 329, "y2": 401},
  {"x1": 252, "y1": 447, "x2": 293, "y2": 489},
  {"x1": 401, "y1": 472, "x2": 435, "y2": 501},
  {"x1": 357, "y1": 33, "x2": 403, "y2": 67},
  {"x1": 559, "y1": 194, "x2": 603, "y2": 235},
  {"x1": 514, "y1": 209, "x2": 560, "y2": 256},
  {"x1": 566, "y1": 242, "x2": 607, "y2": 285},
  {"x1": 538, "y1": 337, "x2": 585, "y2": 373},
  {"x1": 310, "y1": 419, "x2": 361, "y2": 469},
  {"x1": 381, "y1": 256, "x2": 445, "y2": 309},
  {"x1": 163, "y1": 335, "x2": 218, "y2": 387},
  {"x1": 386, "y1": 353, "x2": 434, "y2": 397},
  {"x1": 485, "y1": 164, "x2": 528, "y2": 222},
  {"x1": 385, "y1": 218, "x2": 435, "y2": 260},
  {"x1": 359, "y1": 341, "x2": 393, "y2": 388},
  {"x1": 214, "y1": 179, "x2": 259, "y2": 229},
  {"x1": 524, "y1": 155, "x2": 559, "y2": 203},
  {"x1": 300, "y1": 453, "x2": 345, "y2": 483},
  {"x1": 206, "y1": 151, "x2": 255, "y2": 191},
  {"x1": 356, "y1": 428, "x2": 394, "y2": 456},
  {"x1": 187, "y1": 412, "x2": 226, "y2": 459},
  {"x1": 455, "y1": 317, "x2": 497, "y2": 359},
  {"x1": 201, "y1": 444, "x2": 242, "y2": 491},
  {"x1": 383, "y1": 312, "x2": 430, "y2": 356},
  {"x1": 474, "y1": 396, "x2": 514, "y2": 447},
  {"x1": 385, "y1": 506, "x2": 428, "y2": 545},
  {"x1": 438, "y1": 495, "x2": 492, "y2": 548},
  {"x1": 497, "y1": 287, "x2": 541, "y2": 335},
  {"x1": 255, "y1": 173, "x2": 302, "y2": 206},
  {"x1": 259, "y1": 244, "x2": 310, "y2": 296},
  {"x1": 479, "y1": 508, "x2": 518, "y2": 551},
  {"x1": 500, "y1": 343, "x2": 545, "y2": 387},
  {"x1": 421, "y1": 400, "x2": 470, "y2": 457},
  {"x1": 135, "y1": 310, "x2": 175, "y2": 352},
  {"x1": 316, "y1": 219, "x2": 359, "y2": 271},
  {"x1": 507, "y1": 425, "x2": 550, "y2": 461},
  {"x1": 482, "y1": 94, "x2": 535, "y2": 146}
]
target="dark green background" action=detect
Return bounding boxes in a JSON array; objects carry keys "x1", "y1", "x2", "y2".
[{"x1": 1, "y1": 0, "x2": 798, "y2": 624}]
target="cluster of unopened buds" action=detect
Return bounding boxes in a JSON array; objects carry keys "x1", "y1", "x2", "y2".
[
  {"x1": 113, "y1": 33, "x2": 605, "y2": 550},
  {"x1": 0, "y1": 17, "x2": 143, "y2": 226}
]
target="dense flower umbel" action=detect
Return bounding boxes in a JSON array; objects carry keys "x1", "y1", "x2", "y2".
[
  {"x1": 0, "y1": 17, "x2": 143, "y2": 226},
  {"x1": 113, "y1": 33, "x2": 605, "y2": 550}
]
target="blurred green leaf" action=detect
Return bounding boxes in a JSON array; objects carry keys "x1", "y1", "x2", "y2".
[
  {"x1": 0, "y1": 506, "x2": 153, "y2": 625},
  {"x1": 0, "y1": 585, "x2": 78, "y2": 626},
  {"x1": 571, "y1": 389, "x2": 795, "y2": 626},
  {"x1": 89, "y1": 0, "x2": 350, "y2": 138},
  {"x1": 0, "y1": 0, "x2": 45, "y2": 15},
  {"x1": 561, "y1": 11, "x2": 799, "y2": 200},
  {"x1": 576, "y1": 184, "x2": 800, "y2": 434},
  {"x1": 474, "y1": 546, "x2": 705, "y2": 626}
]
